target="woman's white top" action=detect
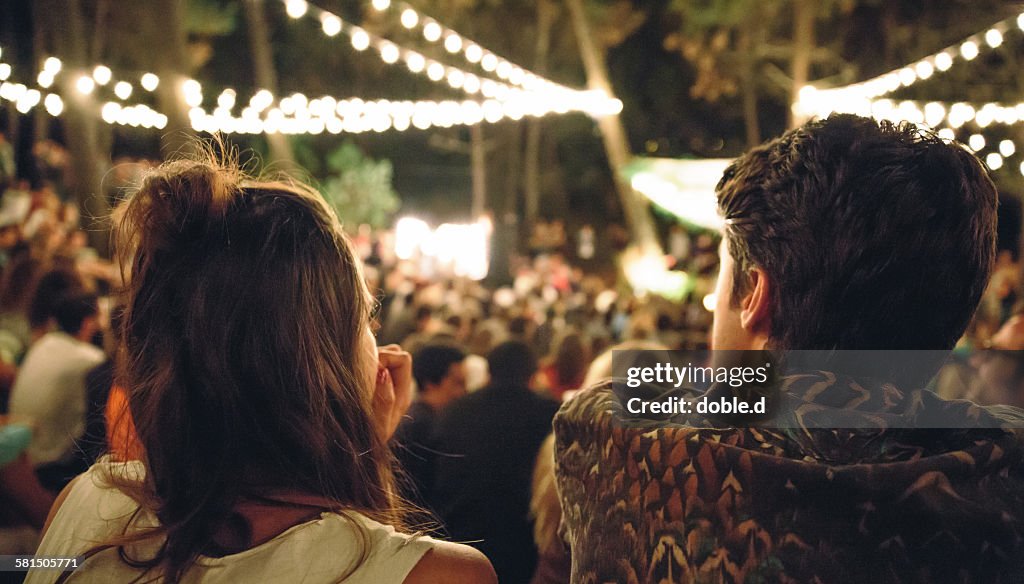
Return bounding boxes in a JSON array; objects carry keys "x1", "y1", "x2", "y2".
[{"x1": 27, "y1": 460, "x2": 437, "y2": 583}]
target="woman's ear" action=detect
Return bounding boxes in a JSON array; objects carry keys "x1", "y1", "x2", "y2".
[{"x1": 740, "y1": 267, "x2": 772, "y2": 335}]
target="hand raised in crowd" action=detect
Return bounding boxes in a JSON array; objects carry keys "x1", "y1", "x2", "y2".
[{"x1": 373, "y1": 344, "x2": 413, "y2": 441}]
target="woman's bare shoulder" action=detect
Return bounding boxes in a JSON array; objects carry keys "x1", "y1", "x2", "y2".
[{"x1": 403, "y1": 540, "x2": 497, "y2": 584}]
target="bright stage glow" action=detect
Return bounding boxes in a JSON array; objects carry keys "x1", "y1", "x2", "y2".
[
  {"x1": 394, "y1": 217, "x2": 490, "y2": 280},
  {"x1": 628, "y1": 158, "x2": 732, "y2": 231},
  {"x1": 622, "y1": 247, "x2": 690, "y2": 300}
]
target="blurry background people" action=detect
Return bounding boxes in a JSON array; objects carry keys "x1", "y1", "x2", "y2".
[
  {"x1": 538, "y1": 331, "x2": 589, "y2": 401},
  {"x1": 430, "y1": 341, "x2": 560, "y2": 584},
  {"x1": 395, "y1": 343, "x2": 467, "y2": 508},
  {"x1": 0, "y1": 421, "x2": 54, "y2": 555},
  {"x1": 8, "y1": 292, "x2": 102, "y2": 490}
]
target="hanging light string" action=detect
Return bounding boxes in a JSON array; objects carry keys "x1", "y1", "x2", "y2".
[
  {"x1": 278, "y1": 0, "x2": 617, "y2": 114},
  {"x1": 794, "y1": 10, "x2": 1024, "y2": 120},
  {"x1": 283, "y1": 0, "x2": 555, "y2": 94},
  {"x1": 0, "y1": 52, "x2": 167, "y2": 129},
  {"x1": 0, "y1": 48, "x2": 621, "y2": 134}
]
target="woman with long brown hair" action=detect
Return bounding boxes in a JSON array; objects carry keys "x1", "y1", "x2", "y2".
[{"x1": 28, "y1": 152, "x2": 495, "y2": 583}]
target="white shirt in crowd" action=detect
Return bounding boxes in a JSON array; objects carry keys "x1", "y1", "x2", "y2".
[{"x1": 8, "y1": 331, "x2": 105, "y2": 465}]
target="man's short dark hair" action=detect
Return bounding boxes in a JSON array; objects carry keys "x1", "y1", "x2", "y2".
[
  {"x1": 717, "y1": 114, "x2": 996, "y2": 351},
  {"x1": 413, "y1": 344, "x2": 465, "y2": 390},
  {"x1": 54, "y1": 292, "x2": 99, "y2": 335},
  {"x1": 487, "y1": 341, "x2": 537, "y2": 387}
]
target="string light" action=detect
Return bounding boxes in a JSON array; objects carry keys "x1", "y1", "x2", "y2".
[
  {"x1": 380, "y1": 43, "x2": 400, "y2": 64},
  {"x1": 426, "y1": 62, "x2": 445, "y2": 82},
  {"x1": 961, "y1": 40, "x2": 979, "y2": 60},
  {"x1": 986, "y1": 152, "x2": 1003, "y2": 169},
  {"x1": 444, "y1": 34, "x2": 463, "y2": 54},
  {"x1": 321, "y1": 14, "x2": 342, "y2": 36},
  {"x1": 986, "y1": 28, "x2": 1004, "y2": 48},
  {"x1": 423, "y1": 22, "x2": 442, "y2": 42},
  {"x1": 140, "y1": 73, "x2": 159, "y2": 91},
  {"x1": 400, "y1": 9, "x2": 418, "y2": 29},
  {"x1": 183, "y1": 78, "x2": 203, "y2": 107},
  {"x1": 76, "y1": 75, "x2": 95, "y2": 95},
  {"x1": 969, "y1": 134, "x2": 986, "y2": 151},
  {"x1": 795, "y1": 12, "x2": 1022, "y2": 120},
  {"x1": 285, "y1": 0, "x2": 308, "y2": 19},
  {"x1": 1000, "y1": 139, "x2": 1016, "y2": 157},
  {"x1": 0, "y1": 57, "x2": 167, "y2": 131},
  {"x1": 351, "y1": 29, "x2": 370, "y2": 51},
  {"x1": 114, "y1": 81, "x2": 133, "y2": 100},
  {"x1": 0, "y1": 32, "x2": 623, "y2": 137},
  {"x1": 406, "y1": 52, "x2": 425, "y2": 73},
  {"x1": 43, "y1": 93, "x2": 62, "y2": 116},
  {"x1": 92, "y1": 65, "x2": 112, "y2": 85}
]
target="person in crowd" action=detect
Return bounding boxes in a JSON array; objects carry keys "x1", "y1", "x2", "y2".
[
  {"x1": 554, "y1": 115, "x2": 1024, "y2": 582},
  {"x1": 538, "y1": 331, "x2": 589, "y2": 402},
  {"x1": 28, "y1": 154, "x2": 494, "y2": 583},
  {"x1": 528, "y1": 433, "x2": 566, "y2": 584},
  {"x1": 0, "y1": 252, "x2": 43, "y2": 366},
  {"x1": 430, "y1": 341, "x2": 560, "y2": 584},
  {"x1": 8, "y1": 292, "x2": 103, "y2": 483},
  {"x1": 0, "y1": 420, "x2": 55, "y2": 553},
  {"x1": 507, "y1": 315, "x2": 535, "y2": 343},
  {"x1": 395, "y1": 343, "x2": 467, "y2": 507},
  {"x1": 27, "y1": 266, "x2": 85, "y2": 341},
  {"x1": 401, "y1": 305, "x2": 438, "y2": 355}
]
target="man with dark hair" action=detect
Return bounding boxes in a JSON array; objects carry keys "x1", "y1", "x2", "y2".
[
  {"x1": 395, "y1": 343, "x2": 467, "y2": 506},
  {"x1": 10, "y1": 292, "x2": 103, "y2": 477},
  {"x1": 430, "y1": 341, "x2": 558, "y2": 584},
  {"x1": 554, "y1": 116, "x2": 1024, "y2": 582}
]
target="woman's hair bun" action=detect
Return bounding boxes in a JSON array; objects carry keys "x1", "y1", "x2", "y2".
[{"x1": 125, "y1": 156, "x2": 243, "y2": 254}]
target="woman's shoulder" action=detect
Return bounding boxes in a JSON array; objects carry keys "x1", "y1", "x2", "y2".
[{"x1": 402, "y1": 540, "x2": 497, "y2": 584}]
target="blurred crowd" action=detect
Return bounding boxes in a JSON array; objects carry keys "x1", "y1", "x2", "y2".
[
  {"x1": 2, "y1": 135, "x2": 1024, "y2": 583},
  {"x1": 0, "y1": 161, "x2": 723, "y2": 581}
]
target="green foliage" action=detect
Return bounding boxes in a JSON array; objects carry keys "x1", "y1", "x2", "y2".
[
  {"x1": 319, "y1": 141, "x2": 401, "y2": 229},
  {"x1": 186, "y1": 0, "x2": 238, "y2": 37}
]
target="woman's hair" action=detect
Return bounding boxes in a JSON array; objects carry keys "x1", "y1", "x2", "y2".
[{"x1": 103, "y1": 147, "x2": 404, "y2": 581}]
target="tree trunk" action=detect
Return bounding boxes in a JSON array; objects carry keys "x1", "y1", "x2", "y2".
[
  {"x1": 789, "y1": 0, "x2": 815, "y2": 129},
  {"x1": 470, "y1": 124, "x2": 486, "y2": 219},
  {"x1": 524, "y1": 0, "x2": 556, "y2": 229},
  {"x1": 565, "y1": 0, "x2": 659, "y2": 255},
  {"x1": 31, "y1": 1, "x2": 50, "y2": 145},
  {"x1": 147, "y1": 0, "x2": 197, "y2": 158},
  {"x1": 243, "y1": 0, "x2": 297, "y2": 173},
  {"x1": 48, "y1": 0, "x2": 110, "y2": 255},
  {"x1": 503, "y1": 124, "x2": 522, "y2": 220},
  {"x1": 738, "y1": 19, "x2": 761, "y2": 148}
]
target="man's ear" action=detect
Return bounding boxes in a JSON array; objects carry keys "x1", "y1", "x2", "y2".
[{"x1": 740, "y1": 267, "x2": 771, "y2": 334}]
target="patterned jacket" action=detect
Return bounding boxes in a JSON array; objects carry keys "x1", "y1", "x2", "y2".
[{"x1": 553, "y1": 372, "x2": 1024, "y2": 583}]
